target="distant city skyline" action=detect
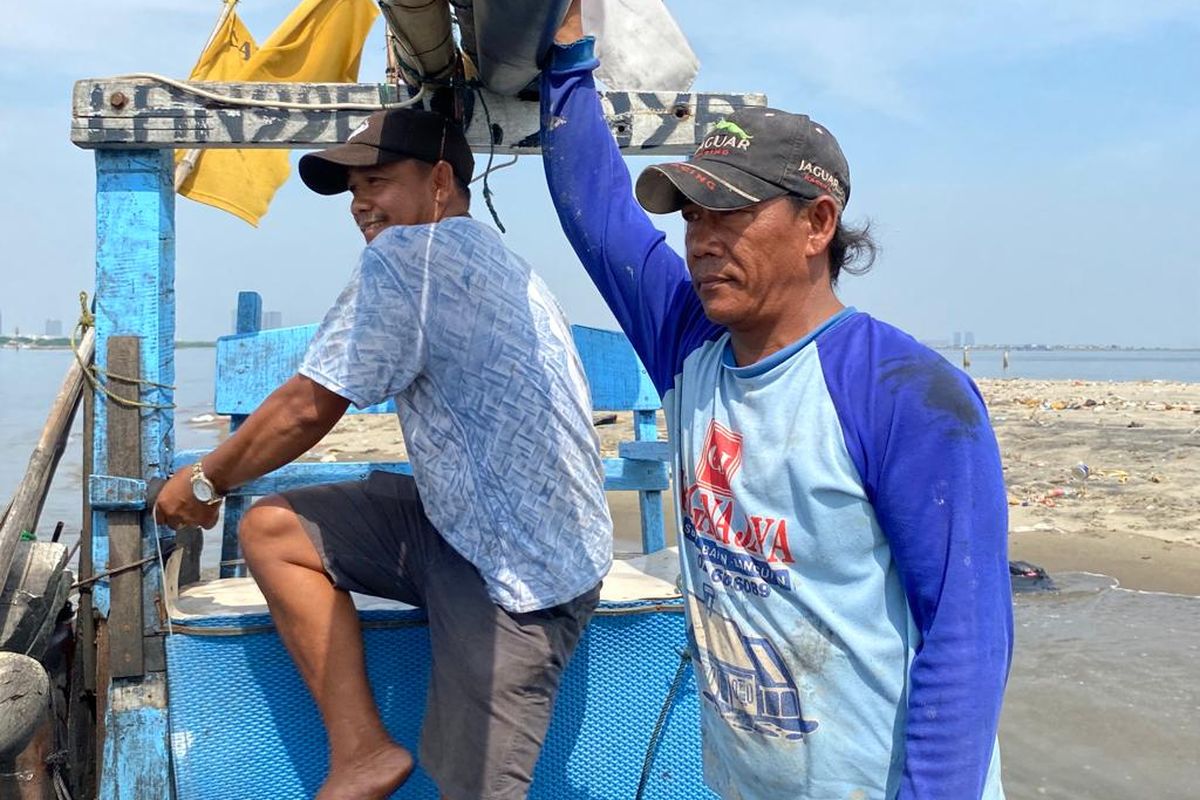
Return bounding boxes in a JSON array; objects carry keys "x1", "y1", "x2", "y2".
[{"x1": 2, "y1": 306, "x2": 1197, "y2": 350}]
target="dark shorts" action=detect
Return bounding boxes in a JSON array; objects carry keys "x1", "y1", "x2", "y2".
[{"x1": 280, "y1": 471, "x2": 600, "y2": 800}]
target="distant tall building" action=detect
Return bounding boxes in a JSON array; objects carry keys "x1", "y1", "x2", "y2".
[
  {"x1": 952, "y1": 331, "x2": 963, "y2": 348},
  {"x1": 44, "y1": 319, "x2": 64, "y2": 337},
  {"x1": 964, "y1": 331, "x2": 976, "y2": 347},
  {"x1": 0, "y1": 309, "x2": 4, "y2": 336}
]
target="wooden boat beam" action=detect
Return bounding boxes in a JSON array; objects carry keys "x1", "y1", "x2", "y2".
[{"x1": 71, "y1": 78, "x2": 767, "y2": 153}]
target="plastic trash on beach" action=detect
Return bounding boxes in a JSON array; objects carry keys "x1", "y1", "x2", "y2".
[{"x1": 1009, "y1": 560, "x2": 1055, "y2": 593}]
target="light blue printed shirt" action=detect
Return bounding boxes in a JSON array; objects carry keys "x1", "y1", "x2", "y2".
[{"x1": 299, "y1": 216, "x2": 613, "y2": 613}]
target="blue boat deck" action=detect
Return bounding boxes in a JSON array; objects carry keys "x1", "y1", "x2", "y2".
[{"x1": 165, "y1": 548, "x2": 717, "y2": 799}]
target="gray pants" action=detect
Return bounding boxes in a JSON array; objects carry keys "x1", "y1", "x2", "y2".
[{"x1": 282, "y1": 471, "x2": 600, "y2": 800}]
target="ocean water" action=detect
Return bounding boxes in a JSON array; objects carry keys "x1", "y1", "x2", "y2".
[
  {"x1": 1001, "y1": 574, "x2": 1200, "y2": 799},
  {"x1": 2, "y1": 345, "x2": 1199, "y2": 798},
  {"x1": 936, "y1": 347, "x2": 1200, "y2": 382}
]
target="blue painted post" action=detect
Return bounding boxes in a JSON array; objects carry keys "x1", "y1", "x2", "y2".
[
  {"x1": 634, "y1": 409, "x2": 667, "y2": 553},
  {"x1": 220, "y1": 291, "x2": 262, "y2": 578},
  {"x1": 235, "y1": 290, "x2": 263, "y2": 335},
  {"x1": 92, "y1": 149, "x2": 175, "y2": 800}
]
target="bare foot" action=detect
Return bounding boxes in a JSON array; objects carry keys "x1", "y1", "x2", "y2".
[{"x1": 316, "y1": 742, "x2": 415, "y2": 800}]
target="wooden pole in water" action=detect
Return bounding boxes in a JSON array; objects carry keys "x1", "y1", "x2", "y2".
[{"x1": 0, "y1": 328, "x2": 95, "y2": 593}]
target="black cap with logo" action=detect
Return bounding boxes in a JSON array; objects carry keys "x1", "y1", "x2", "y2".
[
  {"x1": 299, "y1": 107, "x2": 475, "y2": 195},
  {"x1": 635, "y1": 107, "x2": 850, "y2": 214}
]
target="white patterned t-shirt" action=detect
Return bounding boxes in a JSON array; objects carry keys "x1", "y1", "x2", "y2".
[{"x1": 300, "y1": 216, "x2": 613, "y2": 612}]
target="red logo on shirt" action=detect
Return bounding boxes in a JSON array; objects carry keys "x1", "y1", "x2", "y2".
[
  {"x1": 684, "y1": 420, "x2": 796, "y2": 566},
  {"x1": 695, "y1": 420, "x2": 743, "y2": 496}
]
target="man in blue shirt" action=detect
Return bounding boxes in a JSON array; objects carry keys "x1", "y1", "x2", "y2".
[
  {"x1": 156, "y1": 107, "x2": 612, "y2": 800},
  {"x1": 542, "y1": 5, "x2": 1011, "y2": 798}
]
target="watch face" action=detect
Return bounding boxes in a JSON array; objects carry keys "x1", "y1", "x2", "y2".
[{"x1": 192, "y1": 478, "x2": 215, "y2": 503}]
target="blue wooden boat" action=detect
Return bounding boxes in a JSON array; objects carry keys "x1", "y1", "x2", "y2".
[{"x1": 39, "y1": 32, "x2": 767, "y2": 798}]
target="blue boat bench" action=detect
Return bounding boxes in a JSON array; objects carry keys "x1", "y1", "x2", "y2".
[{"x1": 165, "y1": 293, "x2": 716, "y2": 800}]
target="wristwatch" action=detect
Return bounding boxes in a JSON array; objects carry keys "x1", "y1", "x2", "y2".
[{"x1": 190, "y1": 462, "x2": 224, "y2": 506}]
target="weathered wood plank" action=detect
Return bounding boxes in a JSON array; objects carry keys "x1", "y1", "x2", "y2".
[
  {"x1": 91, "y1": 150, "x2": 177, "y2": 621},
  {"x1": 105, "y1": 338, "x2": 144, "y2": 680},
  {"x1": 572, "y1": 326, "x2": 661, "y2": 411},
  {"x1": 6, "y1": 705, "x2": 54, "y2": 798},
  {"x1": 220, "y1": 293, "x2": 262, "y2": 578},
  {"x1": 633, "y1": 409, "x2": 667, "y2": 554},
  {"x1": 0, "y1": 541, "x2": 69, "y2": 659},
  {"x1": 235, "y1": 291, "x2": 262, "y2": 335},
  {"x1": 617, "y1": 440, "x2": 671, "y2": 462},
  {"x1": 70, "y1": 373, "x2": 99, "y2": 800},
  {"x1": 66, "y1": 634, "x2": 98, "y2": 800},
  {"x1": 174, "y1": 528, "x2": 203, "y2": 590},
  {"x1": 86, "y1": 145, "x2": 187, "y2": 798},
  {"x1": 79, "y1": 364, "x2": 98, "y2": 696},
  {"x1": 87, "y1": 476, "x2": 147, "y2": 511},
  {"x1": 0, "y1": 652, "x2": 49, "y2": 760},
  {"x1": 71, "y1": 78, "x2": 766, "y2": 153},
  {"x1": 98, "y1": 673, "x2": 170, "y2": 800}
]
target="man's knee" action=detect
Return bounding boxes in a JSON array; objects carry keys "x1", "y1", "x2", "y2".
[{"x1": 238, "y1": 494, "x2": 298, "y2": 555}]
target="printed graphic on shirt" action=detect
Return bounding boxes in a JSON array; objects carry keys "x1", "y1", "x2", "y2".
[
  {"x1": 682, "y1": 419, "x2": 819, "y2": 739},
  {"x1": 683, "y1": 420, "x2": 794, "y2": 596},
  {"x1": 688, "y1": 586, "x2": 819, "y2": 740}
]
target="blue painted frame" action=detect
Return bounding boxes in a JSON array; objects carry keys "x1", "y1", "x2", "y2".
[
  {"x1": 217, "y1": 292, "x2": 262, "y2": 578},
  {"x1": 91, "y1": 149, "x2": 175, "y2": 799}
]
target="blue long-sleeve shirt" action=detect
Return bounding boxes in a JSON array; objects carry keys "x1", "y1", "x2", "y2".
[{"x1": 541, "y1": 38, "x2": 1012, "y2": 800}]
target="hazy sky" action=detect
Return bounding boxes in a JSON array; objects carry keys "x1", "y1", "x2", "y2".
[{"x1": 1, "y1": 0, "x2": 1198, "y2": 347}]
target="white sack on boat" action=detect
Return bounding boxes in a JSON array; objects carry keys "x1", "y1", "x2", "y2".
[{"x1": 583, "y1": 0, "x2": 699, "y2": 91}]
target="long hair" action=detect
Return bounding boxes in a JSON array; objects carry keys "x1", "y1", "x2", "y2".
[{"x1": 791, "y1": 196, "x2": 879, "y2": 284}]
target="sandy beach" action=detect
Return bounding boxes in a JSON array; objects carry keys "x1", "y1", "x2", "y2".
[{"x1": 284, "y1": 377, "x2": 1200, "y2": 595}]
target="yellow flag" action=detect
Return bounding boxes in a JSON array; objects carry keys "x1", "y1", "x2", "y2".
[
  {"x1": 188, "y1": 7, "x2": 257, "y2": 81},
  {"x1": 178, "y1": 0, "x2": 379, "y2": 226}
]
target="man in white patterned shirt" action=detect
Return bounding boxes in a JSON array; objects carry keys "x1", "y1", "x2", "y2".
[{"x1": 154, "y1": 108, "x2": 613, "y2": 800}]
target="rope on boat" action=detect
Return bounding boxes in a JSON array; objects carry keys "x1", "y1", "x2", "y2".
[
  {"x1": 471, "y1": 86, "x2": 507, "y2": 232},
  {"x1": 71, "y1": 291, "x2": 175, "y2": 410},
  {"x1": 635, "y1": 646, "x2": 692, "y2": 800},
  {"x1": 104, "y1": 73, "x2": 427, "y2": 112}
]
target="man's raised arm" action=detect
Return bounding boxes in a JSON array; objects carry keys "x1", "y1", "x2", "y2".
[{"x1": 540, "y1": 4, "x2": 713, "y2": 395}]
